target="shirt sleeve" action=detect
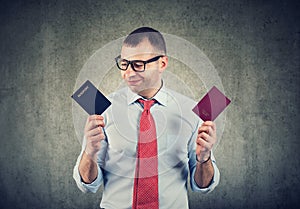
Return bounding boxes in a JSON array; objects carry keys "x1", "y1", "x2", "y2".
[
  {"x1": 187, "y1": 120, "x2": 220, "y2": 193},
  {"x1": 190, "y1": 152, "x2": 220, "y2": 193},
  {"x1": 73, "y1": 136, "x2": 108, "y2": 193}
]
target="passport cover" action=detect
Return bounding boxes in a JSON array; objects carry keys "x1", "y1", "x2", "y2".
[
  {"x1": 192, "y1": 86, "x2": 231, "y2": 121},
  {"x1": 71, "y1": 80, "x2": 111, "y2": 115}
]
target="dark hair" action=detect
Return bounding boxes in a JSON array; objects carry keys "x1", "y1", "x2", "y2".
[{"x1": 123, "y1": 27, "x2": 166, "y2": 54}]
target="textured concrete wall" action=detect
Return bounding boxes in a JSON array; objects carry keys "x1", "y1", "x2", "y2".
[{"x1": 0, "y1": 0, "x2": 299, "y2": 209}]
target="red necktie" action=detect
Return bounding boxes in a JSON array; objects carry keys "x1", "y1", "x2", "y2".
[{"x1": 132, "y1": 99, "x2": 159, "y2": 209}]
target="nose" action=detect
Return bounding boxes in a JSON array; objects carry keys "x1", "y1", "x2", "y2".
[{"x1": 123, "y1": 64, "x2": 137, "y2": 78}]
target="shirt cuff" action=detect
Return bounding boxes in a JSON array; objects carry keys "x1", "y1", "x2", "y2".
[
  {"x1": 73, "y1": 152, "x2": 103, "y2": 193},
  {"x1": 190, "y1": 159, "x2": 220, "y2": 193}
]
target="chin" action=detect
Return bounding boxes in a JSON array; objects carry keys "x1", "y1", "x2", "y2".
[{"x1": 128, "y1": 85, "x2": 140, "y2": 93}]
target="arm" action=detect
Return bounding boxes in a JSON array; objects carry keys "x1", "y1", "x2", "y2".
[
  {"x1": 194, "y1": 154, "x2": 214, "y2": 188},
  {"x1": 73, "y1": 143, "x2": 103, "y2": 193},
  {"x1": 79, "y1": 151, "x2": 99, "y2": 183},
  {"x1": 79, "y1": 115, "x2": 106, "y2": 183},
  {"x1": 194, "y1": 121, "x2": 217, "y2": 188}
]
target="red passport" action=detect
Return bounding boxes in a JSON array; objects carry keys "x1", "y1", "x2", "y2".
[{"x1": 192, "y1": 86, "x2": 231, "y2": 121}]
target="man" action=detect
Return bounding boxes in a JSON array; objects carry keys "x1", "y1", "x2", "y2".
[{"x1": 73, "y1": 27, "x2": 220, "y2": 209}]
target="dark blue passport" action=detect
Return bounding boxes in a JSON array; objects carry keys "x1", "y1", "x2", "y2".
[{"x1": 71, "y1": 80, "x2": 111, "y2": 115}]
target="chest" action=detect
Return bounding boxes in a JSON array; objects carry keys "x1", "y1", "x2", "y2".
[{"x1": 105, "y1": 104, "x2": 195, "y2": 157}]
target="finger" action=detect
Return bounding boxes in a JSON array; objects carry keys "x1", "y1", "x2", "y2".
[
  {"x1": 88, "y1": 115, "x2": 104, "y2": 121},
  {"x1": 86, "y1": 126, "x2": 103, "y2": 137},
  {"x1": 198, "y1": 125, "x2": 210, "y2": 134},
  {"x1": 196, "y1": 137, "x2": 211, "y2": 150},
  {"x1": 203, "y1": 121, "x2": 216, "y2": 131},
  {"x1": 85, "y1": 115, "x2": 103, "y2": 126},
  {"x1": 198, "y1": 126, "x2": 215, "y2": 136},
  {"x1": 206, "y1": 126, "x2": 214, "y2": 137},
  {"x1": 204, "y1": 124, "x2": 216, "y2": 139},
  {"x1": 85, "y1": 119, "x2": 105, "y2": 132},
  {"x1": 199, "y1": 131, "x2": 217, "y2": 145},
  {"x1": 199, "y1": 124, "x2": 216, "y2": 138},
  {"x1": 197, "y1": 135, "x2": 214, "y2": 151},
  {"x1": 86, "y1": 133, "x2": 106, "y2": 143},
  {"x1": 198, "y1": 131, "x2": 210, "y2": 142}
]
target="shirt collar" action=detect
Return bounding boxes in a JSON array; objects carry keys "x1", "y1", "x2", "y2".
[{"x1": 127, "y1": 82, "x2": 168, "y2": 106}]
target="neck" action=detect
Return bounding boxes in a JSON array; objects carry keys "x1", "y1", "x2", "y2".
[{"x1": 139, "y1": 80, "x2": 163, "y2": 99}]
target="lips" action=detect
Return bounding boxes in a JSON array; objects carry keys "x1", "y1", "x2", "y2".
[{"x1": 127, "y1": 80, "x2": 142, "y2": 86}]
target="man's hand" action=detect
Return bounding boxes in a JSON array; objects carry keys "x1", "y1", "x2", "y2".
[
  {"x1": 84, "y1": 115, "x2": 106, "y2": 159},
  {"x1": 196, "y1": 121, "x2": 217, "y2": 163},
  {"x1": 79, "y1": 115, "x2": 105, "y2": 183}
]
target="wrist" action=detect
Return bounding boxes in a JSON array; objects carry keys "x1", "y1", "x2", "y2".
[
  {"x1": 84, "y1": 150, "x2": 98, "y2": 161},
  {"x1": 196, "y1": 152, "x2": 211, "y2": 164}
]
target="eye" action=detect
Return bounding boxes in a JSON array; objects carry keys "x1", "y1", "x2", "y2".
[
  {"x1": 120, "y1": 61, "x2": 128, "y2": 67},
  {"x1": 133, "y1": 61, "x2": 144, "y2": 69}
]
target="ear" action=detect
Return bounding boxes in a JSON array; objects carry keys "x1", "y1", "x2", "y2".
[{"x1": 159, "y1": 56, "x2": 168, "y2": 73}]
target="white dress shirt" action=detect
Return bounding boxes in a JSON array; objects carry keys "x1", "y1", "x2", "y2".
[{"x1": 73, "y1": 85, "x2": 220, "y2": 209}]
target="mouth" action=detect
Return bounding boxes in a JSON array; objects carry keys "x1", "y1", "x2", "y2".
[{"x1": 127, "y1": 79, "x2": 142, "y2": 86}]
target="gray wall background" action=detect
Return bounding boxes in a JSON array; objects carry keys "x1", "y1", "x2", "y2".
[{"x1": 0, "y1": 0, "x2": 299, "y2": 209}]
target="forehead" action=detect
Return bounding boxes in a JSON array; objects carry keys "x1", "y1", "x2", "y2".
[{"x1": 121, "y1": 39, "x2": 157, "y2": 59}]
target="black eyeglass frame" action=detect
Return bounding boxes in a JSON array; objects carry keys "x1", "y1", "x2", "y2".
[{"x1": 115, "y1": 55, "x2": 164, "y2": 72}]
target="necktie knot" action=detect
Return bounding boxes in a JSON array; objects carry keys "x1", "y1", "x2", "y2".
[{"x1": 138, "y1": 99, "x2": 155, "y2": 113}]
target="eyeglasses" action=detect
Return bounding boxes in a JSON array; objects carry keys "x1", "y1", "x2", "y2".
[{"x1": 115, "y1": 55, "x2": 164, "y2": 72}]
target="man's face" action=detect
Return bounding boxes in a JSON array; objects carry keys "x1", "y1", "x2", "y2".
[{"x1": 120, "y1": 39, "x2": 168, "y2": 98}]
